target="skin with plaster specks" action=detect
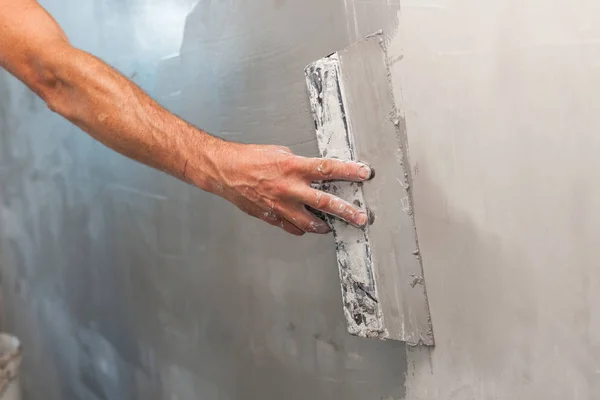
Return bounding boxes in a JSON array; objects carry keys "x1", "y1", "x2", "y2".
[{"x1": 0, "y1": 0, "x2": 372, "y2": 236}]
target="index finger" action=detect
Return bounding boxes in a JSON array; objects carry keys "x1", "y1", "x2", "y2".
[{"x1": 299, "y1": 157, "x2": 373, "y2": 182}]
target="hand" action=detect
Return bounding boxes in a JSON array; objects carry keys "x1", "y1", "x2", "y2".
[{"x1": 202, "y1": 142, "x2": 373, "y2": 236}]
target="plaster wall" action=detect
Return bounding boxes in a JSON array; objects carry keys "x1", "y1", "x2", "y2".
[
  {"x1": 1, "y1": 0, "x2": 598, "y2": 399},
  {"x1": 392, "y1": 1, "x2": 600, "y2": 398},
  {"x1": 0, "y1": 0, "x2": 406, "y2": 399}
]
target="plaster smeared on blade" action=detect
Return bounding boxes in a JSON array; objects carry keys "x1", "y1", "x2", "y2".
[
  {"x1": 305, "y1": 33, "x2": 434, "y2": 345},
  {"x1": 306, "y1": 56, "x2": 385, "y2": 338}
]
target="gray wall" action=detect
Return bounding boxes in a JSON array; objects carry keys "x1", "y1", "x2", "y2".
[
  {"x1": 3, "y1": 0, "x2": 600, "y2": 399},
  {"x1": 393, "y1": 0, "x2": 600, "y2": 398},
  {"x1": 0, "y1": 0, "x2": 407, "y2": 399}
]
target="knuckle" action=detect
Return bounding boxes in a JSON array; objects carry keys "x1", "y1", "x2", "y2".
[
  {"x1": 330, "y1": 197, "x2": 344, "y2": 213},
  {"x1": 339, "y1": 200, "x2": 351, "y2": 214},
  {"x1": 269, "y1": 220, "x2": 282, "y2": 228},
  {"x1": 261, "y1": 209, "x2": 277, "y2": 222},
  {"x1": 329, "y1": 198, "x2": 355, "y2": 222},
  {"x1": 341, "y1": 202, "x2": 357, "y2": 219},
  {"x1": 314, "y1": 192, "x2": 331, "y2": 209},
  {"x1": 272, "y1": 185, "x2": 290, "y2": 201},
  {"x1": 268, "y1": 182, "x2": 283, "y2": 197},
  {"x1": 306, "y1": 221, "x2": 323, "y2": 233},
  {"x1": 279, "y1": 156, "x2": 299, "y2": 174},
  {"x1": 263, "y1": 179, "x2": 287, "y2": 198},
  {"x1": 297, "y1": 220, "x2": 313, "y2": 232},
  {"x1": 345, "y1": 209, "x2": 357, "y2": 221},
  {"x1": 317, "y1": 159, "x2": 336, "y2": 177},
  {"x1": 266, "y1": 217, "x2": 282, "y2": 227}
]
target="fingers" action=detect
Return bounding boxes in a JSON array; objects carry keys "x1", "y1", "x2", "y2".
[
  {"x1": 295, "y1": 187, "x2": 368, "y2": 228},
  {"x1": 262, "y1": 214, "x2": 306, "y2": 236},
  {"x1": 238, "y1": 200, "x2": 305, "y2": 236},
  {"x1": 297, "y1": 157, "x2": 373, "y2": 182},
  {"x1": 278, "y1": 218, "x2": 306, "y2": 236},
  {"x1": 281, "y1": 206, "x2": 331, "y2": 234}
]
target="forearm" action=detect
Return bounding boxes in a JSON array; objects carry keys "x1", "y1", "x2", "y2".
[
  {"x1": 0, "y1": 0, "x2": 372, "y2": 236},
  {"x1": 35, "y1": 45, "x2": 222, "y2": 190},
  {"x1": 0, "y1": 1, "x2": 218, "y2": 189}
]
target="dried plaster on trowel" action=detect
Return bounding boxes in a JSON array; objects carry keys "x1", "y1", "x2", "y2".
[
  {"x1": 307, "y1": 55, "x2": 382, "y2": 338},
  {"x1": 305, "y1": 31, "x2": 433, "y2": 345}
]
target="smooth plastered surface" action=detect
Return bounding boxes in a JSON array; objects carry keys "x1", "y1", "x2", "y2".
[
  {"x1": 0, "y1": 0, "x2": 406, "y2": 399},
  {"x1": 337, "y1": 36, "x2": 433, "y2": 346},
  {"x1": 389, "y1": 0, "x2": 600, "y2": 398},
  {"x1": 2, "y1": 0, "x2": 596, "y2": 399}
]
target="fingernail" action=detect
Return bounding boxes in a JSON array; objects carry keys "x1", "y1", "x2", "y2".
[
  {"x1": 358, "y1": 164, "x2": 372, "y2": 180},
  {"x1": 355, "y1": 212, "x2": 368, "y2": 228}
]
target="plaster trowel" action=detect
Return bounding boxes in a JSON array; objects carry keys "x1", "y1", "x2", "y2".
[{"x1": 304, "y1": 31, "x2": 434, "y2": 346}]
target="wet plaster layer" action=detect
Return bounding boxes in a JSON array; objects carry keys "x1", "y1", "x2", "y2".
[
  {"x1": 0, "y1": 1, "x2": 408, "y2": 400},
  {"x1": 388, "y1": 0, "x2": 600, "y2": 398}
]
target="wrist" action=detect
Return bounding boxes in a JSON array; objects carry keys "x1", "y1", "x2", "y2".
[{"x1": 181, "y1": 129, "x2": 228, "y2": 194}]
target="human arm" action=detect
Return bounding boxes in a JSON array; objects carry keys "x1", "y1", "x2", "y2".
[{"x1": 0, "y1": 0, "x2": 372, "y2": 235}]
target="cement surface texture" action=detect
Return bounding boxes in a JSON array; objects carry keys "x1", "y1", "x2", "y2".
[
  {"x1": 392, "y1": 0, "x2": 600, "y2": 399},
  {"x1": 0, "y1": 0, "x2": 405, "y2": 399},
  {"x1": 2, "y1": 0, "x2": 600, "y2": 399}
]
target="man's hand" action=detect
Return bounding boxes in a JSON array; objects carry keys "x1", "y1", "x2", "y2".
[
  {"x1": 0, "y1": 0, "x2": 372, "y2": 236},
  {"x1": 196, "y1": 142, "x2": 372, "y2": 236}
]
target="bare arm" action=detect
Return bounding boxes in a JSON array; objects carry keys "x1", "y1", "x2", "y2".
[{"x1": 0, "y1": 0, "x2": 372, "y2": 235}]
